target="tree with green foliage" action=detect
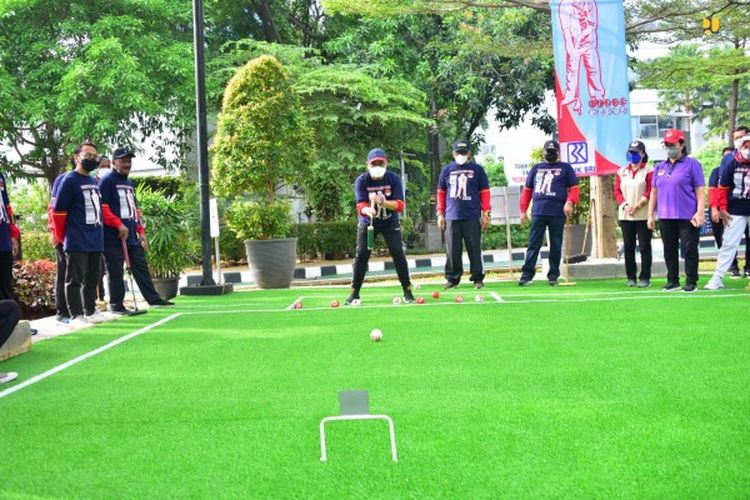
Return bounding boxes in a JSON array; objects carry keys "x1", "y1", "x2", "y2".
[
  {"x1": 634, "y1": 1, "x2": 750, "y2": 143},
  {"x1": 212, "y1": 41, "x2": 430, "y2": 221},
  {"x1": 211, "y1": 55, "x2": 313, "y2": 238},
  {"x1": 0, "y1": 0, "x2": 195, "y2": 185}
]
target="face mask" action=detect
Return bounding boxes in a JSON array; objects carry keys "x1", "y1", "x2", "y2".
[
  {"x1": 735, "y1": 139, "x2": 744, "y2": 150},
  {"x1": 455, "y1": 155, "x2": 469, "y2": 165},
  {"x1": 626, "y1": 152, "x2": 642, "y2": 165},
  {"x1": 666, "y1": 146, "x2": 681, "y2": 160},
  {"x1": 81, "y1": 157, "x2": 100, "y2": 172},
  {"x1": 544, "y1": 151, "x2": 558, "y2": 162},
  {"x1": 741, "y1": 149, "x2": 750, "y2": 160},
  {"x1": 369, "y1": 166, "x2": 386, "y2": 179}
]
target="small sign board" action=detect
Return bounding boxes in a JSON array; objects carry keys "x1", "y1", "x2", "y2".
[
  {"x1": 209, "y1": 198, "x2": 220, "y2": 238},
  {"x1": 490, "y1": 186, "x2": 522, "y2": 225}
]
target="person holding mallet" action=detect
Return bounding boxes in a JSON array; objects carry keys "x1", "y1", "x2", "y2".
[{"x1": 345, "y1": 148, "x2": 415, "y2": 305}]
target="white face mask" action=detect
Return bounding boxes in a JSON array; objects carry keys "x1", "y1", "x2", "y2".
[
  {"x1": 369, "y1": 166, "x2": 386, "y2": 179},
  {"x1": 455, "y1": 155, "x2": 469, "y2": 165},
  {"x1": 741, "y1": 148, "x2": 750, "y2": 160}
]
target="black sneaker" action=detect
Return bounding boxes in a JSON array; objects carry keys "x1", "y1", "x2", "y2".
[
  {"x1": 149, "y1": 299, "x2": 175, "y2": 306},
  {"x1": 443, "y1": 281, "x2": 458, "y2": 290},
  {"x1": 548, "y1": 278, "x2": 559, "y2": 287},
  {"x1": 637, "y1": 279, "x2": 651, "y2": 288},
  {"x1": 627, "y1": 279, "x2": 637, "y2": 287},
  {"x1": 682, "y1": 284, "x2": 698, "y2": 293},
  {"x1": 473, "y1": 281, "x2": 484, "y2": 290},
  {"x1": 110, "y1": 306, "x2": 135, "y2": 316},
  {"x1": 344, "y1": 290, "x2": 360, "y2": 305},
  {"x1": 662, "y1": 282, "x2": 681, "y2": 292},
  {"x1": 403, "y1": 288, "x2": 416, "y2": 304},
  {"x1": 518, "y1": 278, "x2": 531, "y2": 286},
  {"x1": 729, "y1": 268, "x2": 741, "y2": 279}
]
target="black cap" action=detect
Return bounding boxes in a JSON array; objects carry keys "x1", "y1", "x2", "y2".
[
  {"x1": 627, "y1": 140, "x2": 646, "y2": 154},
  {"x1": 452, "y1": 140, "x2": 470, "y2": 153},
  {"x1": 543, "y1": 140, "x2": 559, "y2": 151},
  {"x1": 112, "y1": 148, "x2": 135, "y2": 159}
]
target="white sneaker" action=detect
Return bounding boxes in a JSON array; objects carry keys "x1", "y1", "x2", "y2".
[
  {"x1": 704, "y1": 278, "x2": 724, "y2": 290},
  {"x1": 0, "y1": 372, "x2": 18, "y2": 384},
  {"x1": 84, "y1": 312, "x2": 109, "y2": 324},
  {"x1": 68, "y1": 316, "x2": 91, "y2": 329}
]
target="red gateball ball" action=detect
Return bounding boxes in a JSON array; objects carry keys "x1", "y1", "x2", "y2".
[
  {"x1": 432, "y1": 291, "x2": 440, "y2": 299},
  {"x1": 416, "y1": 297, "x2": 425, "y2": 304},
  {"x1": 293, "y1": 301, "x2": 303, "y2": 309},
  {"x1": 331, "y1": 300, "x2": 340, "y2": 308}
]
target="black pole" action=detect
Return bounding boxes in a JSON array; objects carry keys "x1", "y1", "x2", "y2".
[{"x1": 192, "y1": 0, "x2": 215, "y2": 286}]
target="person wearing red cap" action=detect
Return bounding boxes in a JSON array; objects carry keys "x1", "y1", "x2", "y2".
[
  {"x1": 345, "y1": 148, "x2": 415, "y2": 305},
  {"x1": 615, "y1": 140, "x2": 653, "y2": 287},
  {"x1": 704, "y1": 133, "x2": 750, "y2": 290},
  {"x1": 518, "y1": 140, "x2": 580, "y2": 286},
  {"x1": 647, "y1": 128, "x2": 705, "y2": 292}
]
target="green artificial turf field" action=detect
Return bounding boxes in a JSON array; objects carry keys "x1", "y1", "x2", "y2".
[{"x1": 1, "y1": 278, "x2": 748, "y2": 498}]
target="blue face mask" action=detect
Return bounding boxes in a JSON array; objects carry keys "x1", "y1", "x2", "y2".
[{"x1": 626, "y1": 152, "x2": 642, "y2": 165}]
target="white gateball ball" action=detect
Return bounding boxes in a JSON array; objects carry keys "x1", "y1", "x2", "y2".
[
  {"x1": 392, "y1": 297, "x2": 402, "y2": 305},
  {"x1": 475, "y1": 294, "x2": 484, "y2": 303},
  {"x1": 351, "y1": 298, "x2": 361, "y2": 306},
  {"x1": 370, "y1": 328, "x2": 383, "y2": 342}
]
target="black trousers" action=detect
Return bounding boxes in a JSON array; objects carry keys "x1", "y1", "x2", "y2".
[
  {"x1": 104, "y1": 243, "x2": 161, "y2": 308},
  {"x1": 619, "y1": 220, "x2": 652, "y2": 281},
  {"x1": 351, "y1": 223, "x2": 411, "y2": 292},
  {"x1": 0, "y1": 299, "x2": 20, "y2": 349},
  {"x1": 659, "y1": 219, "x2": 699, "y2": 286},
  {"x1": 97, "y1": 255, "x2": 106, "y2": 301},
  {"x1": 445, "y1": 218, "x2": 484, "y2": 284},
  {"x1": 711, "y1": 220, "x2": 748, "y2": 271},
  {"x1": 0, "y1": 250, "x2": 14, "y2": 301},
  {"x1": 521, "y1": 215, "x2": 565, "y2": 281},
  {"x1": 54, "y1": 244, "x2": 69, "y2": 317},
  {"x1": 65, "y1": 252, "x2": 101, "y2": 317}
]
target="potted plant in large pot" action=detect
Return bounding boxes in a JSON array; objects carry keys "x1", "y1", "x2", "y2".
[
  {"x1": 211, "y1": 55, "x2": 313, "y2": 289},
  {"x1": 136, "y1": 185, "x2": 194, "y2": 299}
]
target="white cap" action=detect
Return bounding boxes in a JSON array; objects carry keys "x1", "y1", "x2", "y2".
[{"x1": 738, "y1": 134, "x2": 750, "y2": 147}]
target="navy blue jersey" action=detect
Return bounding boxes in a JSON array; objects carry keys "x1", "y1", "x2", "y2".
[
  {"x1": 354, "y1": 170, "x2": 403, "y2": 227},
  {"x1": 718, "y1": 157, "x2": 750, "y2": 216},
  {"x1": 437, "y1": 161, "x2": 490, "y2": 220},
  {"x1": 53, "y1": 171, "x2": 104, "y2": 252},
  {"x1": 98, "y1": 170, "x2": 140, "y2": 247},
  {"x1": 0, "y1": 172, "x2": 13, "y2": 252},
  {"x1": 708, "y1": 166, "x2": 720, "y2": 188},
  {"x1": 525, "y1": 161, "x2": 579, "y2": 217}
]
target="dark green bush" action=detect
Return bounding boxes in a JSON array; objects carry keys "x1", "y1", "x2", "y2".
[
  {"x1": 19, "y1": 230, "x2": 55, "y2": 262},
  {"x1": 225, "y1": 199, "x2": 295, "y2": 241},
  {"x1": 131, "y1": 175, "x2": 187, "y2": 197},
  {"x1": 482, "y1": 224, "x2": 530, "y2": 250}
]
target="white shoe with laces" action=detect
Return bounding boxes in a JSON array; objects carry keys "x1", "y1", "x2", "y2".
[
  {"x1": 84, "y1": 312, "x2": 109, "y2": 324},
  {"x1": 68, "y1": 316, "x2": 91, "y2": 329},
  {"x1": 0, "y1": 372, "x2": 18, "y2": 384},
  {"x1": 703, "y1": 278, "x2": 724, "y2": 290}
]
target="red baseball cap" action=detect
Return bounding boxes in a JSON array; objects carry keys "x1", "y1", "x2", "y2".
[{"x1": 662, "y1": 129, "x2": 685, "y2": 144}]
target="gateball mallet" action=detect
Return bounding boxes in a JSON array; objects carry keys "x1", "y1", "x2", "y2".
[{"x1": 121, "y1": 237, "x2": 148, "y2": 315}]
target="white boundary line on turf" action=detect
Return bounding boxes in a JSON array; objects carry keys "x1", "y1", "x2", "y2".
[
  {"x1": 489, "y1": 292, "x2": 504, "y2": 303},
  {"x1": 179, "y1": 292, "x2": 748, "y2": 315},
  {"x1": 0, "y1": 313, "x2": 182, "y2": 401},
  {"x1": 286, "y1": 296, "x2": 304, "y2": 310}
]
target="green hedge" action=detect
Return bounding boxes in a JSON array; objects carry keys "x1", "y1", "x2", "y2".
[
  {"x1": 294, "y1": 221, "x2": 357, "y2": 261},
  {"x1": 19, "y1": 230, "x2": 55, "y2": 262},
  {"x1": 131, "y1": 176, "x2": 188, "y2": 197},
  {"x1": 482, "y1": 224, "x2": 530, "y2": 250}
]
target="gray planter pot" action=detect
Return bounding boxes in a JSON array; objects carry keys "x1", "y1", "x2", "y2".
[
  {"x1": 244, "y1": 238, "x2": 297, "y2": 289},
  {"x1": 153, "y1": 277, "x2": 179, "y2": 300}
]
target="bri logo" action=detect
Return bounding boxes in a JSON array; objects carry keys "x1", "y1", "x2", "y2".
[{"x1": 566, "y1": 142, "x2": 589, "y2": 164}]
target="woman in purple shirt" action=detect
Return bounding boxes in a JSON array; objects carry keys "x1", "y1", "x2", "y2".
[{"x1": 647, "y1": 129, "x2": 706, "y2": 292}]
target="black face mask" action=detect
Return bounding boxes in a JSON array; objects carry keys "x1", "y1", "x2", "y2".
[
  {"x1": 81, "y1": 158, "x2": 100, "y2": 172},
  {"x1": 544, "y1": 151, "x2": 558, "y2": 162}
]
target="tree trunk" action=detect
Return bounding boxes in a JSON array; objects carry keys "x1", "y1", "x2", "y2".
[{"x1": 593, "y1": 175, "x2": 617, "y2": 258}]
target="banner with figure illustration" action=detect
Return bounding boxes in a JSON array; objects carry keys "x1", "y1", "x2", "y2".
[{"x1": 550, "y1": 0, "x2": 631, "y2": 176}]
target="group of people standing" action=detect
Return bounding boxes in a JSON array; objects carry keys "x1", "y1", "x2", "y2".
[
  {"x1": 347, "y1": 126, "x2": 750, "y2": 300},
  {"x1": 49, "y1": 143, "x2": 174, "y2": 328}
]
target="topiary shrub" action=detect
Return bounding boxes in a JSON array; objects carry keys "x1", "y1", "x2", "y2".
[
  {"x1": 225, "y1": 199, "x2": 294, "y2": 242},
  {"x1": 211, "y1": 55, "x2": 313, "y2": 240}
]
